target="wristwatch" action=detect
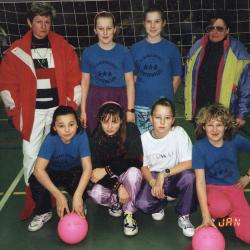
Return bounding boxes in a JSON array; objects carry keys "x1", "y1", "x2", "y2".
[
  {"x1": 164, "y1": 168, "x2": 171, "y2": 177},
  {"x1": 127, "y1": 108, "x2": 135, "y2": 113}
]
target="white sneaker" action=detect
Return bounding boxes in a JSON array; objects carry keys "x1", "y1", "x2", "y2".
[
  {"x1": 151, "y1": 209, "x2": 165, "y2": 221},
  {"x1": 166, "y1": 196, "x2": 176, "y2": 201},
  {"x1": 123, "y1": 212, "x2": 138, "y2": 236},
  {"x1": 108, "y1": 203, "x2": 123, "y2": 217},
  {"x1": 28, "y1": 211, "x2": 52, "y2": 232},
  {"x1": 178, "y1": 215, "x2": 195, "y2": 237}
]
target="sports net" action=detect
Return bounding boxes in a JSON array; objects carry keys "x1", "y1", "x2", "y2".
[{"x1": 0, "y1": 0, "x2": 249, "y2": 61}]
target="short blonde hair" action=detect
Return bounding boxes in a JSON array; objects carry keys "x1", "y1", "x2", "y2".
[{"x1": 195, "y1": 103, "x2": 237, "y2": 140}]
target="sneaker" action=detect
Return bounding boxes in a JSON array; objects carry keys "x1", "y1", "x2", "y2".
[
  {"x1": 151, "y1": 209, "x2": 165, "y2": 221},
  {"x1": 28, "y1": 211, "x2": 52, "y2": 232},
  {"x1": 108, "y1": 203, "x2": 122, "y2": 217},
  {"x1": 123, "y1": 212, "x2": 138, "y2": 236},
  {"x1": 178, "y1": 215, "x2": 195, "y2": 237},
  {"x1": 167, "y1": 195, "x2": 176, "y2": 201}
]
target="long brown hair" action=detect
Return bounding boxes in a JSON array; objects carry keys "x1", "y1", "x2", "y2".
[{"x1": 92, "y1": 102, "x2": 127, "y2": 159}]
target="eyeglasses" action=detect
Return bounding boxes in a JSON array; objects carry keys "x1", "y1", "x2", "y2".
[{"x1": 206, "y1": 26, "x2": 227, "y2": 32}]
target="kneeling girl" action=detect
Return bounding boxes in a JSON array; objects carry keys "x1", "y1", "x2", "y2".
[
  {"x1": 28, "y1": 106, "x2": 92, "y2": 231},
  {"x1": 88, "y1": 102, "x2": 143, "y2": 236},
  {"x1": 136, "y1": 98, "x2": 196, "y2": 237}
]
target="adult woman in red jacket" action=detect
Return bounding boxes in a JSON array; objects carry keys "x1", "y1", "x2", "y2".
[{"x1": 0, "y1": 2, "x2": 81, "y2": 220}]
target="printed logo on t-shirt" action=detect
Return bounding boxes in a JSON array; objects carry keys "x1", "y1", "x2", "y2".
[
  {"x1": 137, "y1": 54, "x2": 163, "y2": 78},
  {"x1": 207, "y1": 159, "x2": 234, "y2": 182},
  {"x1": 147, "y1": 151, "x2": 174, "y2": 169},
  {"x1": 50, "y1": 153, "x2": 77, "y2": 170},
  {"x1": 94, "y1": 60, "x2": 118, "y2": 86}
]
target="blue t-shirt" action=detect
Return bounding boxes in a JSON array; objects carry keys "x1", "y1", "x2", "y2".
[
  {"x1": 192, "y1": 135, "x2": 250, "y2": 185},
  {"x1": 130, "y1": 38, "x2": 182, "y2": 107},
  {"x1": 81, "y1": 43, "x2": 134, "y2": 87},
  {"x1": 39, "y1": 131, "x2": 90, "y2": 171}
]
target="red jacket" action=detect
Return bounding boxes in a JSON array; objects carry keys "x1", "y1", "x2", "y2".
[{"x1": 0, "y1": 31, "x2": 81, "y2": 140}]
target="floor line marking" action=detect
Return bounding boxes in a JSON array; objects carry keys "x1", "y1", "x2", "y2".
[
  {"x1": 0, "y1": 190, "x2": 69, "y2": 196},
  {"x1": 0, "y1": 168, "x2": 23, "y2": 211},
  {"x1": 12, "y1": 192, "x2": 25, "y2": 195}
]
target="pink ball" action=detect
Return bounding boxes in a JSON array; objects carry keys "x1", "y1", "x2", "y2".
[
  {"x1": 58, "y1": 212, "x2": 88, "y2": 245},
  {"x1": 192, "y1": 227, "x2": 225, "y2": 250}
]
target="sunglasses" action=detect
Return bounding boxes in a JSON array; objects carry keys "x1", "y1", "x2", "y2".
[{"x1": 206, "y1": 26, "x2": 227, "y2": 32}]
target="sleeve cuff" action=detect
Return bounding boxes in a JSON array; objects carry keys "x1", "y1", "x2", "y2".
[
  {"x1": 112, "y1": 181, "x2": 122, "y2": 192},
  {"x1": 105, "y1": 166, "x2": 114, "y2": 176},
  {"x1": 237, "y1": 113, "x2": 245, "y2": 120}
]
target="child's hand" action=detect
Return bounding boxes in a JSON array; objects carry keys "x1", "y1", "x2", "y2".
[
  {"x1": 236, "y1": 118, "x2": 246, "y2": 127},
  {"x1": 196, "y1": 216, "x2": 216, "y2": 230},
  {"x1": 91, "y1": 168, "x2": 107, "y2": 183},
  {"x1": 151, "y1": 173, "x2": 166, "y2": 199},
  {"x1": 72, "y1": 193, "x2": 85, "y2": 217},
  {"x1": 236, "y1": 175, "x2": 250, "y2": 189},
  {"x1": 118, "y1": 184, "x2": 129, "y2": 204},
  {"x1": 80, "y1": 112, "x2": 87, "y2": 128},
  {"x1": 56, "y1": 193, "x2": 70, "y2": 218},
  {"x1": 151, "y1": 185, "x2": 165, "y2": 199}
]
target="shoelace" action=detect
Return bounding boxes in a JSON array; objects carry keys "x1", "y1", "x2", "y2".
[
  {"x1": 33, "y1": 213, "x2": 51, "y2": 222},
  {"x1": 32, "y1": 215, "x2": 45, "y2": 222},
  {"x1": 180, "y1": 215, "x2": 193, "y2": 229},
  {"x1": 125, "y1": 213, "x2": 135, "y2": 228},
  {"x1": 112, "y1": 203, "x2": 121, "y2": 211}
]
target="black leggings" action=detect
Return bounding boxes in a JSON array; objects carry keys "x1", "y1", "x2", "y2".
[{"x1": 29, "y1": 167, "x2": 83, "y2": 215}]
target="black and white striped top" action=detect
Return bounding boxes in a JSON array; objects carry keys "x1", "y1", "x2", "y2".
[{"x1": 31, "y1": 35, "x2": 59, "y2": 109}]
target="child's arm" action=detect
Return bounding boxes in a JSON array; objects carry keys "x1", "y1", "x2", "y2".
[
  {"x1": 33, "y1": 157, "x2": 70, "y2": 218},
  {"x1": 237, "y1": 167, "x2": 250, "y2": 189},
  {"x1": 162, "y1": 160, "x2": 192, "y2": 178},
  {"x1": 133, "y1": 75, "x2": 137, "y2": 83},
  {"x1": 195, "y1": 169, "x2": 216, "y2": 229},
  {"x1": 153, "y1": 161, "x2": 191, "y2": 199},
  {"x1": 91, "y1": 168, "x2": 107, "y2": 183},
  {"x1": 80, "y1": 72, "x2": 90, "y2": 128},
  {"x1": 141, "y1": 166, "x2": 155, "y2": 186},
  {"x1": 141, "y1": 166, "x2": 165, "y2": 199},
  {"x1": 72, "y1": 156, "x2": 92, "y2": 217},
  {"x1": 92, "y1": 158, "x2": 142, "y2": 183},
  {"x1": 92, "y1": 169, "x2": 130, "y2": 204},
  {"x1": 125, "y1": 72, "x2": 135, "y2": 123},
  {"x1": 172, "y1": 75, "x2": 181, "y2": 94}
]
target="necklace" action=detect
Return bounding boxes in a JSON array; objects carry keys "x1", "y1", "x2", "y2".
[
  {"x1": 35, "y1": 48, "x2": 49, "y2": 66},
  {"x1": 32, "y1": 42, "x2": 51, "y2": 68},
  {"x1": 36, "y1": 59, "x2": 47, "y2": 69}
]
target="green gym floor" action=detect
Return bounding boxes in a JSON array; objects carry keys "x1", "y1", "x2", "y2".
[{"x1": 1, "y1": 88, "x2": 250, "y2": 250}]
